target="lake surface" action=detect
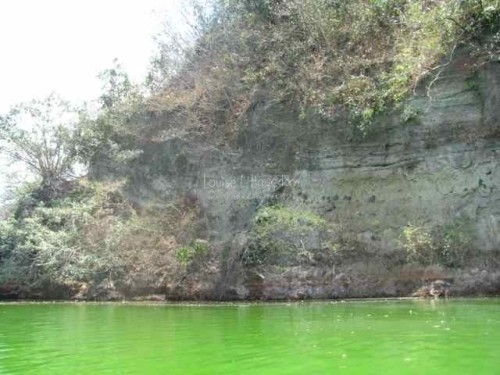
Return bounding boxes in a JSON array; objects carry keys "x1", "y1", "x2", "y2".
[{"x1": 0, "y1": 299, "x2": 498, "y2": 374}]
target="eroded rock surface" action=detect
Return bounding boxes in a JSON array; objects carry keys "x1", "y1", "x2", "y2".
[{"x1": 86, "y1": 57, "x2": 500, "y2": 300}]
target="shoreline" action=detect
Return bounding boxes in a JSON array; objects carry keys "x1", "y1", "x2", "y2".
[{"x1": 1, "y1": 296, "x2": 499, "y2": 306}]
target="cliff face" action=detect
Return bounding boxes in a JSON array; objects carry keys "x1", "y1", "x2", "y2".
[{"x1": 92, "y1": 55, "x2": 500, "y2": 300}]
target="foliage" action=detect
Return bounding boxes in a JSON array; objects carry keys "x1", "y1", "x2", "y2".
[
  {"x1": 402, "y1": 218, "x2": 475, "y2": 267},
  {"x1": 76, "y1": 60, "x2": 144, "y2": 169},
  {"x1": 438, "y1": 218, "x2": 475, "y2": 267},
  {"x1": 0, "y1": 177, "x2": 210, "y2": 292},
  {"x1": 463, "y1": 0, "x2": 500, "y2": 64},
  {"x1": 401, "y1": 104, "x2": 422, "y2": 123},
  {"x1": 0, "y1": 181, "x2": 119, "y2": 284},
  {"x1": 176, "y1": 240, "x2": 209, "y2": 265},
  {"x1": 253, "y1": 205, "x2": 325, "y2": 233},
  {"x1": 0, "y1": 181, "x2": 127, "y2": 285},
  {"x1": 241, "y1": 205, "x2": 325, "y2": 266},
  {"x1": 403, "y1": 223, "x2": 438, "y2": 265},
  {"x1": 146, "y1": 0, "x2": 500, "y2": 138}
]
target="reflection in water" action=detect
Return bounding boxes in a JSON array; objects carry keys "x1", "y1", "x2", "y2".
[{"x1": 0, "y1": 300, "x2": 498, "y2": 374}]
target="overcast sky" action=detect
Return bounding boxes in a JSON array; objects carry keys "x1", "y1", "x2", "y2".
[
  {"x1": 0, "y1": 0, "x2": 186, "y2": 114},
  {"x1": 0, "y1": 0, "x2": 187, "y2": 196}
]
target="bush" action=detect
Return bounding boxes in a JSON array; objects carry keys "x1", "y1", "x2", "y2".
[
  {"x1": 255, "y1": 204, "x2": 323, "y2": 224},
  {"x1": 146, "y1": 0, "x2": 500, "y2": 138},
  {"x1": 0, "y1": 177, "x2": 211, "y2": 294},
  {"x1": 403, "y1": 223, "x2": 438, "y2": 266},
  {"x1": 402, "y1": 218, "x2": 475, "y2": 267},
  {"x1": 0, "y1": 181, "x2": 127, "y2": 286},
  {"x1": 241, "y1": 205, "x2": 325, "y2": 266},
  {"x1": 438, "y1": 218, "x2": 475, "y2": 268},
  {"x1": 176, "y1": 240, "x2": 209, "y2": 265}
]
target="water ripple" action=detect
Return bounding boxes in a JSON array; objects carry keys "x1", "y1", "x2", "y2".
[{"x1": 0, "y1": 299, "x2": 498, "y2": 374}]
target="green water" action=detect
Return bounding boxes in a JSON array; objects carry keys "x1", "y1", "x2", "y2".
[{"x1": 0, "y1": 299, "x2": 498, "y2": 374}]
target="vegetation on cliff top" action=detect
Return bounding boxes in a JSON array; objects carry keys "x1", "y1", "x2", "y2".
[{"x1": 148, "y1": 0, "x2": 500, "y2": 138}]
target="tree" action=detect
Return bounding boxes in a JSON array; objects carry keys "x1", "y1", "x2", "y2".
[
  {"x1": 0, "y1": 93, "x2": 82, "y2": 200},
  {"x1": 76, "y1": 60, "x2": 144, "y2": 169}
]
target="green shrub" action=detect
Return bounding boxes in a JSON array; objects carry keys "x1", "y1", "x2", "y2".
[
  {"x1": 438, "y1": 218, "x2": 475, "y2": 268},
  {"x1": 0, "y1": 198, "x2": 98, "y2": 285},
  {"x1": 0, "y1": 181, "x2": 136, "y2": 286},
  {"x1": 402, "y1": 223, "x2": 438, "y2": 265},
  {"x1": 176, "y1": 240, "x2": 209, "y2": 265},
  {"x1": 402, "y1": 218, "x2": 475, "y2": 267},
  {"x1": 401, "y1": 104, "x2": 421, "y2": 123},
  {"x1": 253, "y1": 205, "x2": 325, "y2": 234},
  {"x1": 241, "y1": 205, "x2": 325, "y2": 266}
]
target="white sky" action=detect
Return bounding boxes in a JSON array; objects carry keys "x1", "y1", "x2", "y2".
[
  {"x1": 0, "y1": 0, "x2": 186, "y2": 114},
  {"x1": 0, "y1": 0, "x2": 187, "y2": 197}
]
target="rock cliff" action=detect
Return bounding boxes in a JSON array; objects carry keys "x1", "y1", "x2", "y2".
[{"x1": 89, "y1": 52, "x2": 500, "y2": 300}]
